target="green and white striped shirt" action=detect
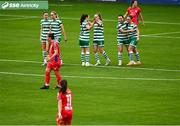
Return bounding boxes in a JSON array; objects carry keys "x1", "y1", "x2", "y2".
[
  {"x1": 118, "y1": 22, "x2": 128, "y2": 42},
  {"x1": 79, "y1": 20, "x2": 90, "y2": 42},
  {"x1": 93, "y1": 21, "x2": 104, "y2": 41},
  {"x1": 40, "y1": 19, "x2": 51, "y2": 41},
  {"x1": 50, "y1": 19, "x2": 62, "y2": 39},
  {"x1": 127, "y1": 23, "x2": 138, "y2": 39}
]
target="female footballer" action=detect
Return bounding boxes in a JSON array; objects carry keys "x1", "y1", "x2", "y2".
[
  {"x1": 50, "y1": 11, "x2": 67, "y2": 65},
  {"x1": 117, "y1": 15, "x2": 129, "y2": 66},
  {"x1": 93, "y1": 13, "x2": 110, "y2": 66},
  {"x1": 56, "y1": 80, "x2": 73, "y2": 126},
  {"x1": 40, "y1": 33, "x2": 62, "y2": 89},
  {"x1": 124, "y1": 0, "x2": 144, "y2": 41},
  {"x1": 79, "y1": 14, "x2": 94, "y2": 66},
  {"x1": 120, "y1": 16, "x2": 141, "y2": 66},
  {"x1": 40, "y1": 11, "x2": 51, "y2": 66}
]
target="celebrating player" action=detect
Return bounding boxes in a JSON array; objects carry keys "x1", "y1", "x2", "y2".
[
  {"x1": 50, "y1": 11, "x2": 67, "y2": 65},
  {"x1": 117, "y1": 15, "x2": 129, "y2": 66},
  {"x1": 79, "y1": 14, "x2": 93, "y2": 66},
  {"x1": 124, "y1": 0, "x2": 144, "y2": 41},
  {"x1": 93, "y1": 13, "x2": 110, "y2": 66},
  {"x1": 56, "y1": 80, "x2": 73, "y2": 126},
  {"x1": 120, "y1": 16, "x2": 141, "y2": 65},
  {"x1": 40, "y1": 11, "x2": 51, "y2": 66},
  {"x1": 40, "y1": 33, "x2": 62, "y2": 89}
]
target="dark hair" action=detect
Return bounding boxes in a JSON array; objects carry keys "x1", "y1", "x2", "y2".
[
  {"x1": 60, "y1": 80, "x2": 68, "y2": 94},
  {"x1": 131, "y1": 0, "x2": 138, "y2": 6},
  {"x1": 43, "y1": 11, "x2": 48, "y2": 15},
  {"x1": 97, "y1": 13, "x2": 102, "y2": 21},
  {"x1": 80, "y1": 14, "x2": 88, "y2": 24},
  {"x1": 48, "y1": 33, "x2": 54, "y2": 40},
  {"x1": 118, "y1": 14, "x2": 124, "y2": 18},
  {"x1": 127, "y1": 15, "x2": 133, "y2": 20}
]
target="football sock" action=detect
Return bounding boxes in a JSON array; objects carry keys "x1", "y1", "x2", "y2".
[
  {"x1": 135, "y1": 52, "x2": 140, "y2": 61},
  {"x1": 128, "y1": 51, "x2": 133, "y2": 61},
  {"x1": 45, "y1": 71, "x2": 50, "y2": 85},
  {"x1": 95, "y1": 52, "x2": 100, "y2": 62},
  {"x1": 85, "y1": 52, "x2": 90, "y2": 63},
  {"x1": 55, "y1": 71, "x2": 61, "y2": 85},
  {"x1": 102, "y1": 51, "x2": 109, "y2": 60},
  {"x1": 81, "y1": 52, "x2": 85, "y2": 63},
  {"x1": 118, "y1": 52, "x2": 122, "y2": 62}
]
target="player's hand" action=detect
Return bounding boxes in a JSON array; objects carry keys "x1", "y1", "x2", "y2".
[
  {"x1": 142, "y1": 22, "x2": 145, "y2": 27},
  {"x1": 46, "y1": 56, "x2": 50, "y2": 62},
  {"x1": 58, "y1": 113, "x2": 62, "y2": 119}
]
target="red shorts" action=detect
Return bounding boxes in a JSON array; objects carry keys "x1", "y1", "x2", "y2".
[
  {"x1": 56, "y1": 110, "x2": 73, "y2": 125},
  {"x1": 47, "y1": 61, "x2": 60, "y2": 71}
]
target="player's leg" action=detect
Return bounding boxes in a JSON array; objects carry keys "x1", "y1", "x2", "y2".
[
  {"x1": 54, "y1": 68, "x2": 62, "y2": 88},
  {"x1": 133, "y1": 47, "x2": 141, "y2": 65},
  {"x1": 93, "y1": 43, "x2": 100, "y2": 66},
  {"x1": 118, "y1": 44, "x2": 123, "y2": 66},
  {"x1": 85, "y1": 47, "x2": 90, "y2": 66},
  {"x1": 40, "y1": 65, "x2": 51, "y2": 89},
  {"x1": 137, "y1": 28, "x2": 140, "y2": 41},
  {"x1": 41, "y1": 41, "x2": 48, "y2": 66},
  {"x1": 57, "y1": 38, "x2": 63, "y2": 65},
  {"x1": 81, "y1": 47, "x2": 85, "y2": 66},
  {"x1": 98, "y1": 41, "x2": 110, "y2": 66},
  {"x1": 127, "y1": 45, "x2": 135, "y2": 66}
]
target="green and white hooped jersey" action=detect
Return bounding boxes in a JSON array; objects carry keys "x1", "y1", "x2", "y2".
[
  {"x1": 79, "y1": 20, "x2": 90, "y2": 42},
  {"x1": 117, "y1": 22, "x2": 128, "y2": 42},
  {"x1": 50, "y1": 19, "x2": 62, "y2": 39},
  {"x1": 40, "y1": 19, "x2": 51, "y2": 41},
  {"x1": 127, "y1": 23, "x2": 138, "y2": 39},
  {"x1": 93, "y1": 21, "x2": 104, "y2": 42}
]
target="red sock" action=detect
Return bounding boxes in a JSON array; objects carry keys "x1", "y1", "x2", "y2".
[
  {"x1": 55, "y1": 71, "x2": 61, "y2": 85},
  {"x1": 45, "y1": 71, "x2": 50, "y2": 85}
]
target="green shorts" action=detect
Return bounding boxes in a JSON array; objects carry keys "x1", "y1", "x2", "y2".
[
  {"x1": 79, "y1": 40, "x2": 90, "y2": 48},
  {"x1": 93, "y1": 41, "x2": 104, "y2": 47},
  {"x1": 129, "y1": 37, "x2": 138, "y2": 47},
  {"x1": 117, "y1": 40, "x2": 129, "y2": 46}
]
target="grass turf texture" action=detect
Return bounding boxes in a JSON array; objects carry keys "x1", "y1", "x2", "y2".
[{"x1": 0, "y1": 1, "x2": 180, "y2": 125}]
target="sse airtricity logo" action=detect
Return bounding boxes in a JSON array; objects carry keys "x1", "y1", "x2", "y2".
[{"x1": 1, "y1": 2, "x2": 9, "y2": 9}]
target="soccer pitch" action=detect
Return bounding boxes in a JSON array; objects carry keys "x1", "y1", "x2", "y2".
[{"x1": 0, "y1": 1, "x2": 180, "y2": 125}]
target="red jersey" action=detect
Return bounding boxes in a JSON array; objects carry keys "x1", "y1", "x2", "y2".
[
  {"x1": 127, "y1": 7, "x2": 141, "y2": 25},
  {"x1": 49, "y1": 40, "x2": 60, "y2": 65},
  {"x1": 57, "y1": 89, "x2": 73, "y2": 111}
]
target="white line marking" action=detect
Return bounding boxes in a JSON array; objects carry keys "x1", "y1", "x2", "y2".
[
  {"x1": 141, "y1": 35, "x2": 180, "y2": 39},
  {"x1": 142, "y1": 31, "x2": 180, "y2": 36},
  {"x1": 0, "y1": 71, "x2": 179, "y2": 81},
  {"x1": 0, "y1": 59, "x2": 180, "y2": 72},
  {"x1": 0, "y1": 14, "x2": 180, "y2": 25},
  {"x1": 0, "y1": 17, "x2": 37, "y2": 21}
]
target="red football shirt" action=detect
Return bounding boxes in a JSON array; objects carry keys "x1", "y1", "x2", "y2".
[
  {"x1": 57, "y1": 89, "x2": 73, "y2": 111},
  {"x1": 127, "y1": 7, "x2": 141, "y2": 25},
  {"x1": 49, "y1": 40, "x2": 60, "y2": 64}
]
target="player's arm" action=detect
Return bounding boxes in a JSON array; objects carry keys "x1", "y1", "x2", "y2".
[
  {"x1": 47, "y1": 47, "x2": 58, "y2": 62},
  {"x1": 86, "y1": 21, "x2": 94, "y2": 29},
  {"x1": 40, "y1": 25, "x2": 42, "y2": 40},
  {"x1": 124, "y1": 11, "x2": 128, "y2": 19},
  {"x1": 61, "y1": 24, "x2": 67, "y2": 42},
  {"x1": 139, "y1": 12, "x2": 144, "y2": 26},
  {"x1": 58, "y1": 100, "x2": 62, "y2": 119}
]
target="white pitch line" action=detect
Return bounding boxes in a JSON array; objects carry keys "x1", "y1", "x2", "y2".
[
  {"x1": 0, "y1": 71, "x2": 179, "y2": 81},
  {"x1": 140, "y1": 35, "x2": 180, "y2": 39},
  {"x1": 0, "y1": 14, "x2": 180, "y2": 25},
  {"x1": 0, "y1": 59, "x2": 180, "y2": 72},
  {"x1": 142, "y1": 31, "x2": 180, "y2": 36},
  {"x1": 0, "y1": 17, "x2": 38, "y2": 21}
]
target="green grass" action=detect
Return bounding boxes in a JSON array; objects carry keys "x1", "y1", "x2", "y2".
[{"x1": 0, "y1": 1, "x2": 180, "y2": 125}]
